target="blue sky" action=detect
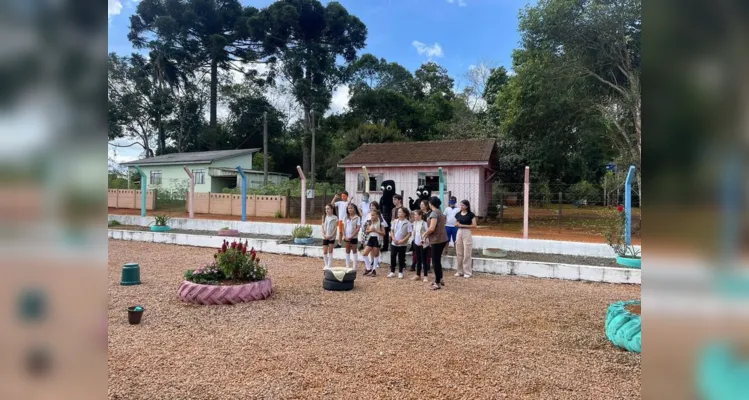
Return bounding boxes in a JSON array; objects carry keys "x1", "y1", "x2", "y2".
[{"x1": 108, "y1": 0, "x2": 532, "y2": 163}]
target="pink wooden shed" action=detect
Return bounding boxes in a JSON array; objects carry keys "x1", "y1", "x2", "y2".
[{"x1": 337, "y1": 139, "x2": 497, "y2": 216}]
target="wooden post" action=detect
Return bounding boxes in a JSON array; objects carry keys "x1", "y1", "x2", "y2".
[
  {"x1": 558, "y1": 191, "x2": 563, "y2": 230},
  {"x1": 499, "y1": 190, "x2": 504, "y2": 229},
  {"x1": 286, "y1": 189, "x2": 291, "y2": 218},
  {"x1": 523, "y1": 166, "x2": 529, "y2": 239},
  {"x1": 297, "y1": 166, "x2": 306, "y2": 225},
  {"x1": 183, "y1": 166, "x2": 195, "y2": 219},
  {"x1": 263, "y1": 111, "x2": 268, "y2": 186}
]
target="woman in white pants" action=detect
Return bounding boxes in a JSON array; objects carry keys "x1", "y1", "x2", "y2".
[{"x1": 454, "y1": 200, "x2": 477, "y2": 278}]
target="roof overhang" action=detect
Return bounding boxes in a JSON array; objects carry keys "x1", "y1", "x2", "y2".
[
  {"x1": 124, "y1": 161, "x2": 212, "y2": 167},
  {"x1": 338, "y1": 161, "x2": 490, "y2": 168}
]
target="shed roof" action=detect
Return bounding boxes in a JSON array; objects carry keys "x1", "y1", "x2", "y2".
[
  {"x1": 120, "y1": 149, "x2": 259, "y2": 166},
  {"x1": 338, "y1": 139, "x2": 496, "y2": 167}
]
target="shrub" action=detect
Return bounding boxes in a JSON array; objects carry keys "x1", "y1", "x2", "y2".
[
  {"x1": 601, "y1": 205, "x2": 641, "y2": 258},
  {"x1": 292, "y1": 225, "x2": 312, "y2": 238},
  {"x1": 184, "y1": 263, "x2": 224, "y2": 284},
  {"x1": 274, "y1": 210, "x2": 283, "y2": 219},
  {"x1": 567, "y1": 181, "x2": 600, "y2": 204},
  {"x1": 153, "y1": 214, "x2": 171, "y2": 226},
  {"x1": 108, "y1": 220, "x2": 121, "y2": 227},
  {"x1": 215, "y1": 239, "x2": 267, "y2": 282}
]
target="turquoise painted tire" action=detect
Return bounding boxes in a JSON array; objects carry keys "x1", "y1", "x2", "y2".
[
  {"x1": 698, "y1": 342, "x2": 749, "y2": 400},
  {"x1": 616, "y1": 256, "x2": 641, "y2": 269},
  {"x1": 605, "y1": 300, "x2": 641, "y2": 353},
  {"x1": 151, "y1": 225, "x2": 171, "y2": 232}
]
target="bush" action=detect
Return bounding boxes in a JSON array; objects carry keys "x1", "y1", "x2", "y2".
[
  {"x1": 153, "y1": 214, "x2": 171, "y2": 226},
  {"x1": 108, "y1": 219, "x2": 121, "y2": 227},
  {"x1": 184, "y1": 240, "x2": 268, "y2": 284},
  {"x1": 274, "y1": 210, "x2": 283, "y2": 219},
  {"x1": 184, "y1": 263, "x2": 224, "y2": 284},
  {"x1": 567, "y1": 181, "x2": 600, "y2": 204},
  {"x1": 222, "y1": 179, "x2": 344, "y2": 197},
  {"x1": 600, "y1": 206, "x2": 641, "y2": 258},
  {"x1": 292, "y1": 225, "x2": 313, "y2": 238}
]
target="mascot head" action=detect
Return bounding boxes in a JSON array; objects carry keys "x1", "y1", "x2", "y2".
[
  {"x1": 380, "y1": 180, "x2": 396, "y2": 195},
  {"x1": 416, "y1": 185, "x2": 432, "y2": 200}
]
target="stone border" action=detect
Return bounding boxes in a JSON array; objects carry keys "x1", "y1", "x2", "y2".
[
  {"x1": 178, "y1": 279, "x2": 273, "y2": 305},
  {"x1": 109, "y1": 229, "x2": 640, "y2": 284}
]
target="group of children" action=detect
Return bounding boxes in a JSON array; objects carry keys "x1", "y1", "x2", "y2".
[{"x1": 322, "y1": 190, "x2": 460, "y2": 282}]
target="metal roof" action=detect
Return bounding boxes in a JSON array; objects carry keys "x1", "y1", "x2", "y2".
[{"x1": 120, "y1": 149, "x2": 259, "y2": 166}]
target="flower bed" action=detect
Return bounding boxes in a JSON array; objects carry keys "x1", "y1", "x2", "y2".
[{"x1": 177, "y1": 239, "x2": 273, "y2": 305}]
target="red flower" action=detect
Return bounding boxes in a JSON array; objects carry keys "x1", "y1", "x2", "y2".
[
  {"x1": 231, "y1": 241, "x2": 237, "y2": 249},
  {"x1": 617, "y1": 205, "x2": 624, "y2": 213},
  {"x1": 221, "y1": 242, "x2": 227, "y2": 252}
]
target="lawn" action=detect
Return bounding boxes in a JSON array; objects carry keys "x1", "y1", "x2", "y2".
[{"x1": 109, "y1": 241, "x2": 640, "y2": 399}]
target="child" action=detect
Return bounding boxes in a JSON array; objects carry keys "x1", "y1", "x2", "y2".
[
  {"x1": 362, "y1": 210, "x2": 385, "y2": 276},
  {"x1": 362, "y1": 201, "x2": 388, "y2": 263},
  {"x1": 358, "y1": 194, "x2": 371, "y2": 250},
  {"x1": 321, "y1": 204, "x2": 338, "y2": 270},
  {"x1": 410, "y1": 209, "x2": 430, "y2": 282},
  {"x1": 388, "y1": 206, "x2": 412, "y2": 279},
  {"x1": 444, "y1": 196, "x2": 459, "y2": 247},
  {"x1": 343, "y1": 203, "x2": 361, "y2": 270},
  {"x1": 417, "y1": 198, "x2": 432, "y2": 269},
  {"x1": 331, "y1": 191, "x2": 350, "y2": 248}
]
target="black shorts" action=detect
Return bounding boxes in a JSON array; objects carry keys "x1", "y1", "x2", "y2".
[
  {"x1": 322, "y1": 239, "x2": 335, "y2": 246},
  {"x1": 366, "y1": 237, "x2": 381, "y2": 248},
  {"x1": 345, "y1": 238, "x2": 358, "y2": 245}
]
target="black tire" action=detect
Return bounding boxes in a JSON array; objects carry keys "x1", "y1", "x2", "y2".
[
  {"x1": 322, "y1": 279, "x2": 354, "y2": 291},
  {"x1": 323, "y1": 269, "x2": 357, "y2": 282}
]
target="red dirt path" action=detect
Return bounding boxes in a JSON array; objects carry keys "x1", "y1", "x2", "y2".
[{"x1": 109, "y1": 207, "x2": 641, "y2": 245}]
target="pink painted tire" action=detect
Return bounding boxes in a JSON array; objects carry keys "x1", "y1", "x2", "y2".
[
  {"x1": 177, "y1": 279, "x2": 273, "y2": 305},
  {"x1": 217, "y1": 229, "x2": 240, "y2": 237}
]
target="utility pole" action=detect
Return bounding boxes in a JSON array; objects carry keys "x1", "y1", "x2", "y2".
[
  {"x1": 310, "y1": 110, "x2": 316, "y2": 189},
  {"x1": 263, "y1": 111, "x2": 268, "y2": 186}
]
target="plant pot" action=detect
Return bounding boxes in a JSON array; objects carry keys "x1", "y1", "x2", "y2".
[
  {"x1": 294, "y1": 237, "x2": 314, "y2": 245},
  {"x1": 616, "y1": 256, "x2": 641, "y2": 269},
  {"x1": 218, "y1": 229, "x2": 240, "y2": 237},
  {"x1": 151, "y1": 225, "x2": 171, "y2": 232},
  {"x1": 127, "y1": 306, "x2": 144, "y2": 324},
  {"x1": 605, "y1": 300, "x2": 640, "y2": 353}
]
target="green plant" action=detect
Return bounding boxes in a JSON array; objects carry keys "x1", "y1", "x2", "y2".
[
  {"x1": 601, "y1": 206, "x2": 640, "y2": 258},
  {"x1": 215, "y1": 239, "x2": 267, "y2": 282},
  {"x1": 567, "y1": 180, "x2": 601, "y2": 204},
  {"x1": 184, "y1": 263, "x2": 225, "y2": 284},
  {"x1": 292, "y1": 225, "x2": 312, "y2": 239},
  {"x1": 153, "y1": 214, "x2": 171, "y2": 226},
  {"x1": 274, "y1": 210, "x2": 283, "y2": 219},
  {"x1": 108, "y1": 219, "x2": 121, "y2": 227},
  {"x1": 220, "y1": 226, "x2": 230, "y2": 230}
]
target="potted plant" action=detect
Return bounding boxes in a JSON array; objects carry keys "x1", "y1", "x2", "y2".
[
  {"x1": 149, "y1": 214, "x2": 171, "y2": 232},
  {"x1": 178, "y1": 240, "x2": 273, "y2": 305},
  {"x1": 127, "y1": 305, "x2": 145, "y2": 324},
  {"x1": 292, "y1": 225, "x2": 314, "y2": 245},
  {"x1": 602, "y1": 205, "x2": 641, "y2": 268},
  {"x1": 218, "y1": 226, "x2": 240, "y2": 237}
]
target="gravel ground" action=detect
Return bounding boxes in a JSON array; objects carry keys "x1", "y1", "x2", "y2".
[
  {"x1": 111, "y1": 225, "x2": 616, "y2": 267},
  {"x1": 109, "y1": 240, "x2": 640, "y2": 399}
]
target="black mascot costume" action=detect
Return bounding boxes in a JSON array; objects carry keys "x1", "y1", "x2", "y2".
[
  {"x1": 408, "y1": 185, "x2": 432, "y2": 211},
  {"x1": 379, "y1": 180, "x2": 396, "y2": 252}
]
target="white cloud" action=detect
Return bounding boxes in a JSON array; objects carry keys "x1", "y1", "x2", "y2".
[
  {"x1": 412, "y1": 41, "x2": 444, "y2": 59},
  {"x1": 108, "y1": 0, "x2": 123, "y2": 20},
  {"x1": 447, "y1": 0, "x2": 467, "y2": 7},
  {"x1": 326, "y1": 85, "x2": 350, "y2": 117}
]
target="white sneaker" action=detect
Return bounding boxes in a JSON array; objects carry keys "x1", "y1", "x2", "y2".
[
  {"x1": 454, "y1": 272, "x2": 463, "y2": 277},
  {"x1": 398, "y1": 273, "x2": 404, "y2": 279},
  {"x1": 464, "y1": 274, "x2": 472, "y2": 279},
  {"x1": 387, "y1": 272, "x2": 396, "y2": 278}
]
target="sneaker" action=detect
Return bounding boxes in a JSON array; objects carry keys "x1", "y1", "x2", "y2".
[
  {"x1": 454, "y1": 272, "x2": 463, "y2": 277},
  {"x1": 411, "y1": 275, "x2": 420, "y2": 281},
  {"x1": 464, "y1": 274, "x2": 472, "y2": 279},
  {"x1": 363, "y1": 269, "x2": 372, "y2": 276},
  {"x1": 387, "y1": 272, "x2": 396, "y2": 278},
  {"x1": 409, "y1": 266, "x2": 416, "y2": 272},
  {"x1": 398, "y1": 273, "x2": 404, "y2": 279},
  {"x1": 423, "y1": 277, "x2": 428, "y2": 282},
  {"x1": 370, "y1": 270, "x2": 377, "y2": 277},
  {"x1": 335, "y1": 244, "x2": 342, "y2": 249}
]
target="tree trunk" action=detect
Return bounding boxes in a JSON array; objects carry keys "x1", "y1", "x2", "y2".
[
  {"x1": 157, "y1": 115, "x2": 166, "y2": 155},
  {"x1": 302, "y1": 106, "x2": 311, "y2": 177},
  {"x1": 209, "y1": 57, "x2": 218, "y2": 150}
]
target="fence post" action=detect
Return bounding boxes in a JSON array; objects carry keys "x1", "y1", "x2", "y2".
[
  {"x1": 183, "y1": 166, "x2": 195, "y2": 219},
  {"x1": 558, "y1": 191, "x2": 563, "y2": 230},
  {"x1": 134, "y1": 166, "x2": 147, "y2": 218},
  {"x1": 523, "y1": 166, "x2": 530, "y2": 239},
  {"x1": 499, "y1": 190, "x2": 504, "y2": 229},
  {"x1": 624, "y1": 165, "x2": 635, "y2": 245},
  {"x1": 297, "y1": 166, "x2": 306, "y2": 225},
  {"x1": 286, "y1": 189, "x2": 291, "y2": 218}
]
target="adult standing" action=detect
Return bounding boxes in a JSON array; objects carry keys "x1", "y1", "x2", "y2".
[
  {"x1": 423, "y1": 196, "x2": 448, "y2": 290},
  {"x1": 454, "y1": 200, "x2": 478, "y2": 278}
]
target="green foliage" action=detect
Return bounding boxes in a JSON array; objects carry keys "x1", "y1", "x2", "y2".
[
  {"x1": 567, "y1": 181, "x2": 601, "y2": 203},
  {"x1": 215, "y1": 240, "x2": 267, "y2": 282},
  {"x1": 108, "y1": 219, "x2": 121, "y2": 227},
  {"x1": 252, "y1": 153, "x2": 276, "y2": 171},
  {"x1": 108, "y1": 172, "x2": 129, "y2": 189},
  {"x1": 274, "y1": 210, "x2": 283, "y2": 219},
  {"x1": 184, "y1": 263, "x2": 224, "y2": 285},
  {"x1": 292, "y1": 225, "x2": 313, "y2": 239},
  {"x1": 222, "y1": 180, "x2": 344, "y2": 197},
  {"x1": 153, "y1": 214, "x2": 171, "y2": 226},
  {"x1": 601, "y1": 207, "x2": 640, "y2": 258}
]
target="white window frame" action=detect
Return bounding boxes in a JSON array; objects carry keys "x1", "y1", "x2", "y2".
[
  {"x1": 418, "y1": 172, "x2": 444, "y2": 193},
  {"x1": 192, "y1": 169, "x2": 206, "y2": 185},
  {"x1": 357, "y1": 173, "x2": 384, "y2": 193},
  {"x1": 150, "y1": 170, "x2": 162, "y2": 185}
]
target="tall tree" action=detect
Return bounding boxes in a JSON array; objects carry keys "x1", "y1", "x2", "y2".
[
  {"x1": 251, "y1": 0, "x2": 367, "y2": 188},
  {"x1": 128, "y1": 0, "x2": 265, "y2": 149}
]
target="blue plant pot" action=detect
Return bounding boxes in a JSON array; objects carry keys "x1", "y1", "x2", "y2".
[
  {"x1": 151, "y1": 225, "x2": 171, "y2": 232},
  {"x1": 616, "y1": 256, "x2": 641, "y2": 269},
  {"x1": 294, "y1": 237, "x2": 313, "y2": 245},
  {"x1": 698, "y1": 342, "x2": 749, "y2": 400}
]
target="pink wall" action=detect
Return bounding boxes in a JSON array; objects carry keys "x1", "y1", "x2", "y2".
[
  {"x1": 344, "y1": 165, "x2": 489, "y2": 216},
  {"x1": 108, "y1": 189, "x2": 155, "y2": 210}
]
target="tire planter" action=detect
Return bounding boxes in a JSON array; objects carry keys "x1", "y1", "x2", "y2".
[
  {"x1": 605, "y1": 300, "x2": 641, "y2": 353},
  {"x1": 217, "y1": 229, "x2": 240, "y2": 237},
  {"x1": 616, "y1": 256, "x2": 641, "y2": 269},
  {"x1": 482, "y1": 248, "x2": 507, "y2": 258},
  {"x1": 698, "y1": 342, "x2": 749, "y2": 400},
  {"x1": 151, "y1": 225, "x2": 171, "y2": 232},
  {"x1": 177, "y1": 279, "x2": 273, "y2": 305},
  {"x1": 324, "y1": 268, "x2": 357, "y2": 283},
  {"x1": 294, "y1": 237, "x2": 314, "y2": 245},
  {"x1": 323, "y1": 279, "x2": 354, "y2": 291}
]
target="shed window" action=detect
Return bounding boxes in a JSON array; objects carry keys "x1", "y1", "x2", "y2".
[
  {"x1": 150, "y1": 170, "x2": 162, "y2": 185},
  {"x1": 418, "y1": 172, "x2": 443, "y2": 193},
  {"x1": 357, "y1": 173, "x2": 383, "y2": 192},
  {"x1": 192, "y1": 169, "x2": 205, "y2": 184}
]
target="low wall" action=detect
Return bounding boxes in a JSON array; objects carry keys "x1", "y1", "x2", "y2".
[
  {"x1": 193, "y1": 193, "x2": 287, "y2": 218},
  {"x1": 108, "y1": 229, "x2": 640, "y2": 284},
  {"x1": 107, "y1": 190, "x2": 155, "y2": 210},
  {"x1": 107, "y1": 214, "x2": 640, "y2": 258}
]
